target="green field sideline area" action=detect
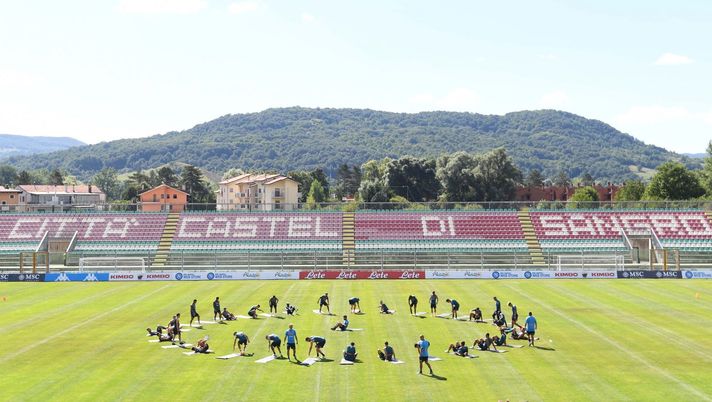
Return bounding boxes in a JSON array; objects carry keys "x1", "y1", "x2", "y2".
[{"x1": 1, "y1": 280, "x2": 711, "y2": 401}]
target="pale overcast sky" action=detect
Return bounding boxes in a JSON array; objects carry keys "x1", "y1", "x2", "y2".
[{"x1": 1, "y1": 0, "x2": 710, "y2": 153}]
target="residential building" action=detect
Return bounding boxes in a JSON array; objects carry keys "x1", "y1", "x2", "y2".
[
  {"x1": 17, "y1": 184, "x2": 106, "y2": 211},
  {"x1": 217, "y1": 173, "x2": 299, "y2": 210},
  {"x1": 138, "y1": 184, "x2": 189, "y2": 212},
  {"x1": 0, "y1": 186, "x2": 22, "y2": 210}
]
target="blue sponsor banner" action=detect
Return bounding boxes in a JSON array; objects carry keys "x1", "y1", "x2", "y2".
[
  {"x1": 683, "y1": 270, "x2": 712, "y2": 279},
  {"x1": 0, "y1": 273, "x2": 45, "y2": 282},
  {"x1": 44, "y1": 272, "x2": 109, "y2": 282}
]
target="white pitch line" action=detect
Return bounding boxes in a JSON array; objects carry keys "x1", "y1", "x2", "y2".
[
  {"x1": 0, "y1": 285, "x2": 171, "y2": 364},
  {"x1": 509, "y1": 285, "x2": 712, "y2": 402}
]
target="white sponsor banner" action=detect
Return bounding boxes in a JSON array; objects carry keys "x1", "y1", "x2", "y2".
[
  {"x1": 108, "y1": 272, "x2": 174, "y2": 281},
  {"x1": 425, "y1": 270, "x2": 618, "y2": 279},
  {"x1": 209, "y1": 271, "x2": 298, "y2": 280},
  {"x1": 583, "y1": 271, "x2": 617, "y2": 279},
  {"x1": 425, "y1": 270, "x2": 491, "y2": 279},
  {"x1": 103, "y1": 271, "x2": 300, "y2": 281},
  {"x1": 683, "y1": 270, "x2": 712, "y2": 279}
]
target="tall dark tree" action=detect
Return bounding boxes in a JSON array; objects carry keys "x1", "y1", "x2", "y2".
[
  {"x1": 436, "y1": 152, "x2": 479, "y2": 202},
  {"x1": 310, "y1": 168, "x2": 330, "y2": 198},
  {"x1": 553, "y1": 170, "x2": 571, "y2": 187},
  {"x1": 17, "y1": 170, "x2": 31, "y2": 185},
  {"x1": 92, "y1": 168, "x2": 121, "y2": 201},
  {"x1": 475, "y1": 148, "x2": 522, "y2": 201},
  {"x1": 0, "y1": 165, "x2": 18, "y2": 186},
  {"x1": 384, "y1": 156, "x2": 440, "y2": 202},
  {"x1": 288, "y1": 170, "x2": 314, "y2": 203},
  {"x1": 525, "y1": 169, "x2": 545, "y2": 187},
  {"x1": 701, "y1": 141, "x2": 712, "y2": 196},
  {"x1": 334, "y1": 164, "x2": 362, "y2": 200},
  {"x1": 579, "y1": 172, "x2": 595, "y2": 186},
  {"x1": 157, "y1": 166, "x2": 178, "y2": 187},
  {"x1": 128, "y1": 170, "x2": 151, "y2": 192},
  {"x1": 180, "y1": 165, "x2": 212, "y2": 203},
  {"x1": 614, "y1": 180, "x2": 646, "y2": 202},
  {"x1": 48, "y1": 169, "x2": 64, "y2": 185}
]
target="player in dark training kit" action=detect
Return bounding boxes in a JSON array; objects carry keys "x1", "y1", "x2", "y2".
[
  {"x1": 429, "y1": 291, "x2": 439, "y2": 316},
  {"x1": 318, "y1": 293, "x2": 330, "y2": 314},
  {"x1": 248, "y1": 304, "x2": 263, "y2": 319},
  {"x1": 306, "y1": 336, "x2": 327, "y2": 359},
  {"x1": 285, "y1": 303, "x2": 297, "y2": 316},
  {"x1": 408, "y1": 295, "x2": 418, "y2": 314},
  {"x1": 445, "y1": 298, "x2": 460, "y2": 319},
  {"x1": 190, "y1": 299, "x2": 200, "y2": 326},
  {"x1": 213, "y1": 297, "x2": 221, "y2": 321},
  {"x1": 269, "y1": 295, "x2": 279, "y2": 314},
  {"x1": 266, "y1": 334, "x2": 283, "y2": 357},
  {"x1": 348, "y1": 297, "x2": 361, "y2": 313},
  {"x1": 508, "y1": 302, "x2": 520, "y2": 328},
  {"x1": 233, "y1": 331, "x2": 250, "y2": 354}
]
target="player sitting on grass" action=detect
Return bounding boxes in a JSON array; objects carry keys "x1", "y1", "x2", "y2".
[
  {"x1": 379, "y1": 300, "x2": 392, "y2": 314},
  {"x1": 408, "y1": 295, "x2": 418, "y2": 314},
  {"x1": 493, "y1": 329, "x2": 507, "y2": 347},
  {"x1": 331, "y1": 315, "x2": 350, "y2": 331},
  {"x1": 469, "y1": 307, "x2": 483, "y2": 322},
  {"x1": 493, "y1": 310, "x2": 507, "y2": 328},
  {"x1": 233, "y1": 331, "x2": 250, "y2": 354},
  {"x1": 168, "y1": 314, "x2": 183, "y2": 344},
  {"x1": 473, "y1": 333, "x2": 498, "y2": 352},
  {"x1": 445, "y1": 298, "x2": 460, "y2": 319},
  {"x1": 146, "y1": 325, "x2": 166, "y2": 336},
  {"x1": 221, "y1": 308, "x2": 237, "y2": 321},
  {"x1": 157, "y1": 332, "x2": 174, "y2": 342},
  {"x1": 349, "y1": 297, "x2": 361, "y2": 313},
  {"x1": 306, "y1": 336, "x2": 327, "y2": 359},
  {"x1": 190, "y1": 337, "x2": 210, "y2": 354},
  {"x1": 510, "y1": 326, "x2": 528, "y2": 340},
  {"x1": 265, "y1": 334, "x2": 284, "y2": 358},
  {"x1": 248, "y1": 304, "x2": 263, "y2": 319},
  {"x1": 285, "y1": 303, "x2": 297, "y2": 316},
  {"x1": 447, "y1": 341, "x2": 469, "y2": 357},
  {"x1": 377, "y1": 341, "x2": 396, "y2": 361},
  {"x1": 318, "y1": 293, "x2": 330, "y2": 314},
  {"x1": 343, "y1": 342, "x2": 357, "y2": 362}
]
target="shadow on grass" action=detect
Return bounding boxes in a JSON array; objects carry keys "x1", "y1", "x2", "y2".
[
  {"x1": 319, "y1": 358, "x2": 335, "y2": 362},
  {"x1": 534, "y1": 346, "x2": 556, "y2": 351},
  {"x1": 428, "y1": 374, "x2": 447, "y2": 381},
  {"x1": 274, "y1": 316, "x2": 286, "y2": 320}
]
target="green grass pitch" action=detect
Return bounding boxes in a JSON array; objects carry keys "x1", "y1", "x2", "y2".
[{"x1": 1, "y1": 280, "x2": 712, "y2": 401}]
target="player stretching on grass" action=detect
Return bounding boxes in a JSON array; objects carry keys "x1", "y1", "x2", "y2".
[
  {"x1": 285, "y1": 303, "x2": 297, "y2": 316},
  {"x1": 524, "y1": 312, "x2": 538, "y2": 347},
  {"x1": 190, "y1": 299, "x2": 200, "y2": 326},
  {"x1": 233, "y1": 331, "x2": 250, "y2": 354},
  {"x1": 168, "y1": 314, "x2": 183, "y2": 344},
  {"x1": 318, "y1": 293, "x2": 330, "y2": 314},
  {"x1": 331, "y1": 315, "x2": 349, "y2": 331},
  {"x1": 429, "y1": 291, "x2": 438, "y2": 316},
  {"x1": 469, "y1": 307, "x2": 483, "y2": 322},
  {"x1": 269, "y1": 295, "x2": 279, "y2": 314},
  {"x1": 445, "y1": 298, "x2": 460, "y2": 319},
  {"x1": 285, "y1": 323, "x2": 299, "y2": 362},
  {"x1": 493, "y1": 296, "x2": 501, "y2": 315},
  {"x1": 416, "y1": 335, "x2": 434, "y2": 375},
  {"x1": 349, "y1": 297, "x2": 361, "y2": 313},
  {"x1": 378, "y1": 341, "x2": 396, "y2": 361},
  {"x1": 213, "y1": 297, "x2": 221, "y2": 321},
  {"x1": 408, "y1": 295, "x2": 418, "y2": 314},
  {"x1": 508, "y1": 302, "x2": 519, "y2": 328},
  {"x1": 248, "y1": 304, "x2": 263, "y2": 319},
  {"x1": 306, "y1": 336, "x2": 327, "y2": 359},
  {"x1": 266, "y1": 334, "x2": 283, "y2": 358}
]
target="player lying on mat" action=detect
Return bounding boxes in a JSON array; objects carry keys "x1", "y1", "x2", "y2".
[
  {"x1": 305, "y1": 336, "x2": 327, "y2": 359},
  {"x1": 221, "y1": 308, "x2": 237, "y2": 321},
  {"x1": 343, "y1": 342, "x2": 357, "y2": 362},
  {"x1": 233, "y1": 331, "x2": 250, "y2": 354},
  {"x1": 191, "y1": 337, "x2": 210, "y2": 353},
  {"x1": 492, "y1": 310, "x2": 507, "y2": 328},
  {"x1": 446, "y1": 341, "x2": 470, "y2": 357},
  {"x1": 331, "y1": 315, "x2": 350, "y2": 331},
  {"x1": 377, "y1": 341, "x2": 396, "y2": 361},
  {"x1": 168, "y1": 314, "x2": 183, "y2": 344},
  {"x1": 146, "y1": 325, "x2": 166, "y2": 336}
]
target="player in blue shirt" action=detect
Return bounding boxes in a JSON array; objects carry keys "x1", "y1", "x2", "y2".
[
  {"x1": 265, "y1": 334, "x2": 283, "y2": 357},
  {"x1": 305, "y1": 336, "x2": 327, "y2": 359},
  {"x1": 331, "y1": 315, "x2": 349, "y2": 331},
  {"x1": 416, "y1": 334, "x2": 434, "y2": 375},
  {"x1": 445, "y1": 298, "x2": 460, "y2": 319},
  {"x1": 232, "y1": 331, "x2": 250, "y2": 355},
  {"x1": 508, "y1": 302, "x2": 520, "y2": 328},
  {"x1": 349, "y1": 297, "x2": 361, "y2": 313},
  {"x1": 378, "y1": 341, "x2": 396, "y2": 361},
  {"x1": 285, "y1": 323, "x2": 299, "y2": 362},
  {"x1": 524, "y1": 312, "x2": 538, "y2": 346},
  {"x1": 343, "y1": 342, "x2": 357, "y2": 362}
]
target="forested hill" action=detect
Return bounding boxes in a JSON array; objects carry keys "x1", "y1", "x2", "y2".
[
  {"x1": 6, "y1": 108, "x2": 691, "y2": 182},
  {"x1": 0, "y1": 134, "x2": 84, "y2": 159}
]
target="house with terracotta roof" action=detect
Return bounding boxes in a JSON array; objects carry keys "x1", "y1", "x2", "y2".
[
  {"x1": 0, "y1": 185, "x2": 22, "y2": 210},
  {"x1": 217, "y1": 173, "x2": 299, "y2": 210},
  {"x1": 17, "y1": 184, "x2": 105, "y2": 211},
  {"x1": 138, "y1": 184, "x2": 189, "y2": 212}
]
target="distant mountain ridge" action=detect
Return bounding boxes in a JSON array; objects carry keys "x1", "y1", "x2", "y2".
[
  {"x1": 4, "y1": 108, "x2": 695, "y2": 182},
  {"x1": 0, "y1": 134, "x2": 85, "y2": 159}
]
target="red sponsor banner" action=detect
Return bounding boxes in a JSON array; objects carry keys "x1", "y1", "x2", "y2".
[{"x1": 299, "y1": 270, "x2": 424, "y2": 280}]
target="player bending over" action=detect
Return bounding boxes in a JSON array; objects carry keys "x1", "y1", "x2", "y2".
[
  {"x1": 190, "y1": 299, "x2": 201, "y2": 326},
  {"x1": 331, "y1": 315, "x2": 350, "y2": 331},
  {"x1": 349, "y1": 297, "x2": 361, "y2": 313},
  {"x1": 247, "y1": 304, "x2": 263, "y2": 319},
  {"x1": 265, "y1": 334, "x2": 283, "y2": 358},
  {"x1": 221, "y1": 308, "x2": 237, "y2": 321},
  {"x1": 445, "y1": 298, "x2": 460, "y2": 319},
  {"x1": 269, "y1": 295, "x2": 279, "y2": 314},
  {"x1": 377, "y1": 341, "x2": 396, "y2": 361},
  {"x1": 469, "y1": 307, "x2": 483, "y2": 322},
  {"x1": 408, "y1": 295, "x2": 418, "y2": 314},
  {"x1": 318, "y1": 293, "x2": 330, "y2": 314},
  {"x1": 306, "y1": 336, "x2": 327, "y2": 359},
  {"x1": 233, "y1": 331, "x2": 250, "y2": 354},
  {"x1": 343, "y1": 342, "x2": 357, "y2": 362}
]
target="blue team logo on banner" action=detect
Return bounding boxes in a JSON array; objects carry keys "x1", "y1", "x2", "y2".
[
  {"x1": 491, "y1": 271, "x2": 500, "y2": 279},
  {"x1": 207, "y1": 272, "x2": 215, "y2": 280},
  {"x1": 685, "y1": 271, "x2": 693, "y2": 279},
  {"x1": 524, "y1": 271, "x2": 532, "y2": 279},
  {"x1": 175, "y1": 273, "x2": 183, "y2": 281}
]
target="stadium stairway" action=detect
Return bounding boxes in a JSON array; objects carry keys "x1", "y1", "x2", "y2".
[
  {"x1": 342, "y1": 212, "x2": 355, "y2": 266},
  {"x1": 152, "y1": 212, "x2": 180, "y2": 267},
  {"x1": 518, "y1": 209, "x2": 545, "y2": 265}
]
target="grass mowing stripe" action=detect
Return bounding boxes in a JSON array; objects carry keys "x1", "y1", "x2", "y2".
[
  {"x1": 0, "y1": 284, "x2": 170, "y2": 365},
  {"x1": 510, "y1": 283, "x2": 712, "y2": 402}
]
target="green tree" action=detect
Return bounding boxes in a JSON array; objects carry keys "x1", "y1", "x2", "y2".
[
  {"x1": 579, "y1": 172, "x2": 595, "y2": 186},
  {"x1": 436, "y1": 152, "x2": 479, "y2": 202},
  {"x1": 128, "y1": 170, "x2": 151, "y2": 192},
  {"x1": 614, "y1": 180, "x2": 646, "y2": 202},
  {"x1": 568, "y1": 186, "x2": 599, "y2": 209},
  {"x1": 288, "y1": 170, "x2": 314, "y2": 203},
  {"x1": 306, "y1": 179, "x2": 326, "y2": 208},
  {"x1": 222, "y1": 167, "x2": 245, "y2": 181},
  {"x1": 180, "y1": 165, "x2": 212, "y2": 203},
  {"x1": 334, "y1": 164, "x2": 362, "y2": 200},
  {"x1": 157, "y1": 166, "x2": 178, "y2": 187},
  {"x1": 92, "y1": 168, "x2": 121, "y2": 201},
  {"x1": 700, "y1": 141, "x2": 712, "y2": 196},
  {"x1": 17, "y1": 170, "x2": 31, "y2": 184},
  {"x1": 525, "y1": 169, "x2": 545, "y2": 187},
  {"x1": 474, "y1": 148, "x2": 522, "y2": 201},
  {"x1": 310, "y1": 168, "x2": 330, "y2": 198},
  {"x1": 358, "y1": 179, "x2": 390, "y2": 204},
  {"x1": 384, "y1": 156, "x2": 440, "y2": 201},
  {"x1": 553, "y1": 170, "x2": 571, "y2": 187},
  {"x1": 644, "y1": 161, "x2": 705, "y2": 200},
  {"x1": 0, "y1": 165, "x2": 18, "y2": 186},
  {"x1": 49, "y1": 168, "x2": 64, "y2": 185}
]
